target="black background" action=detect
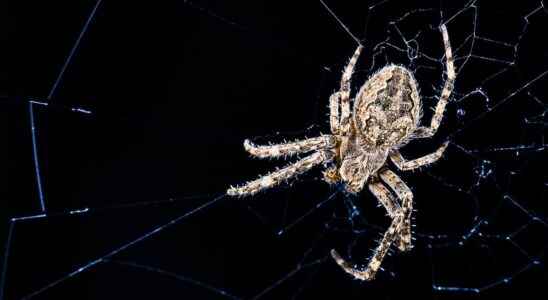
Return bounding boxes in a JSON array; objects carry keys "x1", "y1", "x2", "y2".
[{"x1": 2, "y1": 0, "x2": 547, "y2": 299}]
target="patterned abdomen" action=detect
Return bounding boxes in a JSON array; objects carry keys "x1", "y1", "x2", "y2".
[{"x1": 353, "y1": 65, "x2": 421, "y2": 148}]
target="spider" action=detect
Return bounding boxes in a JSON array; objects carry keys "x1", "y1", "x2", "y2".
[{"x1": 227, "y1": 24, "x2": 455, "y2": 281}]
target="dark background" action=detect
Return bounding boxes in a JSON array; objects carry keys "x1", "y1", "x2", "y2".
[{"x1": 2, "y1": 0, "x2": 547, "y2": 299}]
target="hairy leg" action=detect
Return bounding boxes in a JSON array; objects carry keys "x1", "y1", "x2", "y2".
[
  {"x1": 243, "y1": 135, "x2": 336, "y2": 159},
  {"x1": 331, "y1": 170, "x2": 413, "y2": 280},
  {"x1": 331, "y1": 211, "x2": 404, "y2": 281},
  {"x1": 227, "y1": 150, "x2": 333, "y2": 196},
  {"x1": 329, "y1": 92, "x2": 341, "y2": 135},
  {"x1": 369, "y1": 181, "x2": 399, "y2": 216},
  {"x1": 379, "y1": 169, "x2": 413, "y2": 251},
  {"x1": 339, "y1": 45, "x2": 363, "y2": 135},
  {"x1": 369, "y1": 181, "x2": 408, "y2": 251},
  {"x1": 389, "y1": 141, "x2": 449, "y2": 171},
  {"x1": 414, "y1": 24, "x2": 455, "y2": 138}
]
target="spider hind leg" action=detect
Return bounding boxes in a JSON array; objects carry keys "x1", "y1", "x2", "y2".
[{"x1": 413, "y1": 24, "x2": 455, "y2": 139}]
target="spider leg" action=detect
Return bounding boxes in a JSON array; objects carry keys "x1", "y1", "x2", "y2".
[
  {"x1": 339, "y1": 45, "x2": 363, "y2": 135},
  {"x1": 369, "y1": 181, "x2": 408, "y2": 252},
  {"x1": 389, "y1": 141, "x2": 449, "y2": 171},
  {"x1": 227, "y1": 150, "x2": 333, "y2": 197},
  {"x1": 331, "y1": 209, "x2": 404, "y2": 281},
  {"x1": 331, "y1": 169, "x2": 412, "y2": 281},
  {"x1": 244, "y1": 135, "x2": 336, "y2": 159},
  {"x1": 369, "y1": 181, "x2": 399, "y2": 217},
  {"x1": 379, "y1": 169, "x2": 413, "y2": 252},
  {"x1": 329, "y1": 92, "x2": 341, "y2": 135},
  {"x1": 414, "y1": 24, "x2": 455, "y2": 138}
]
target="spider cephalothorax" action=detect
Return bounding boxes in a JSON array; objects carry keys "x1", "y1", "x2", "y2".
[{"x1": 227, "y1": 24, "x2": 455, "y2": 281}]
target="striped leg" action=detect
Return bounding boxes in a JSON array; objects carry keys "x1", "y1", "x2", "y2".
[
  {"x1": 331, "y1": 212, "x2": 404, "y2": 281},
  {"x1": 227, "y1": 151, "x2": 333, "y2": 197},
  {"x1": 369, "y1": 181, "x2": 399, "y2": 216},
  {"x1": 414, "y1": 24, "x2": 455, "y2": 138},
  {"x1": 330, "y1": 169, "x2": 412, "y2": 281},
  {"x1": 244, "y1": 135, "x2": 336, "y2": 159},
  {"x1": 339, "y1": 45, "x2": 363, "y2": 135},
  {"x1": 329, "y1": 92, "x2": 341, "y2": 135},
  {"x1": 379, "y1": 169, "x2": 414, "y2": 252},
  {"x1": 369, "y1": 181, "x2": 408, "y2": 252},
  {"x1": 389, "y1": 141, "x2": 449, "y2": 171}
]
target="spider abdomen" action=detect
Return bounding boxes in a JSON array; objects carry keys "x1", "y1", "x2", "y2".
[{"x1": 353, "y1": 65, "x2": 421, "y2": 148}]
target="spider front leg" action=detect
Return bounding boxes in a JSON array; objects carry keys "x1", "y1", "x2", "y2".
[
  {"x1": 331, "y1": 169, "x2": 412, "y2": 281},
  {"x1": 414, "y1": 24, "x2": 455, "y2": 138},
  {"x1": 369, "y1": 181, "x2": 409, "y2": 252},
  {"x1": 331, "y1": 208, "x2": 405, "y2": 281},
  {"x1": 379, "y1": 169, "x2": 414, "y2": 252}
]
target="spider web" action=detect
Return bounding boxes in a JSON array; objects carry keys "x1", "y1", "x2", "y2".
[{"x1": 2, "y1": 0, "x2": 547, "y2": 299}]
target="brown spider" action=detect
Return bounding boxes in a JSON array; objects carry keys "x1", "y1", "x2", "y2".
[{"x1": 227, "y1": 24, "x2": 455, "y2": 281}]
